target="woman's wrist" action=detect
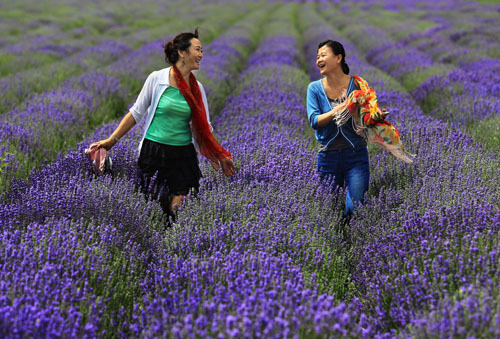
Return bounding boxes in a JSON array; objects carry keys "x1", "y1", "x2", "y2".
[{"x1": 111, "y1": 135, "x2": 120, "y2": 144}]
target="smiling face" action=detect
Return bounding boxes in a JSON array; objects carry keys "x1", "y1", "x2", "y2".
[
  {"x1": 316, "y1": 44, "x2": 342, "y2": 75},
  {"x1": 179, "y1": 38, "x2": 203, "y2": 71}
]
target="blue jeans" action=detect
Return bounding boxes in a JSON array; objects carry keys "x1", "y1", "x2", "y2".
[{"x1": 317, "y1": 146, "x2": 370, "y2": 216}]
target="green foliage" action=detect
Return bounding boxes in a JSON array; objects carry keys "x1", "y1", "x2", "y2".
[
  {"x1": 1, "y1": 9, "x2": 27, "y2": 20},
  {"x1": 302, "y1": 246, "x2": 356, "y2": 300},
  {"x1": 401, "y1": 64, "x2": 453, "y2": 92},
  {"x1": 0, "y1": 153, "x2": 12, "y2": 174},
  {"x1": 485, "y1": 46, "x2": 500, "y2": 59},
  {"x1": 468, "y1": 115, "x2": 500, "y2": 152}
]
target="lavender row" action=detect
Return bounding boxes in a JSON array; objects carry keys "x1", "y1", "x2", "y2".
[
  {"x1": 302, "y1": 6, "x2": 500, "y2": 337},
  {"x1": 193, "y1": 4, "x2": 279, "y2": 114},
  {"x1": 0, "y1": 7, "x2": 274, "y2": 337},
  {"x1": 0, "y1": 39, "x2": 131, "y2": 114},
  {"x1": 0, "y1": 1, "x2": 137, "y2": 76},
  {"x1": 339, "y1": 0, "x2": 500, "y2": 67},
  {"x1": 0, "y1": 0, "x2": 191, "y2": 55}
]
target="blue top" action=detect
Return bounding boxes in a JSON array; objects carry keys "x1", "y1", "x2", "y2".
[{"x1": 306, "y1": 77, "x2": 366, "y2": 150}]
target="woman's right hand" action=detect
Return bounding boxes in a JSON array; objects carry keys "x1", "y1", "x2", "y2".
[
  {"x1": 94, "y1": 112, "x2": 136, "y2": 150},
  {"x1": 220, "y1": 157, "x2": 235, "y2": 176},
  {"x1": 95, "y1": 137, "x2": 116, "y2": 151}
]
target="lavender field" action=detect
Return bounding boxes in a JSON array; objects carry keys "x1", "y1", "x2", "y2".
[{"x1": 1, "y1": 0, "x2": 500, "y2": 337}]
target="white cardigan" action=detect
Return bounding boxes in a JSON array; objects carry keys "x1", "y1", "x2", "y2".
[{"x1": 129, "y1": 66, "x2": 212, "y2": 154}]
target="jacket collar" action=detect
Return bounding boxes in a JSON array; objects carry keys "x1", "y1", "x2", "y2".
[{"x1": 157, "y1": 66, "x2": 172, "y2": 85}]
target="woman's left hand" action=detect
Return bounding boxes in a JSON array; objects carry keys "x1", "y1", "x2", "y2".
[
  {"x1": 372, "y1": 108, "x2": 388, "y2": 122},
  {"x1": 220, "y1": 157, "x2": 235, "y2": 176}
]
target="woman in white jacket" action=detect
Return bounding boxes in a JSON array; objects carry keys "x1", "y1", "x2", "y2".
[{"x1": 96, "y1": 29, "x2": 234, "y2": 222}]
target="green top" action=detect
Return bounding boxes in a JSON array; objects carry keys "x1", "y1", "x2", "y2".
[{"x1": 145, "y1": 86, "x2": 192, "y2": 146}]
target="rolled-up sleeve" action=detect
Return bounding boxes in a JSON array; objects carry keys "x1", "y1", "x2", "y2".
[
  {"x1": 130, "y1": 72, "x2": 155, "y2": 124},
  {"x1": 306, "y1": 83, "x2": 321, "y2": 130}
]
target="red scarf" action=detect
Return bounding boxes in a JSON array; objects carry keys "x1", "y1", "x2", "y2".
[{"x1": 172, "y1": 65, "x2": 231, "y2": 170}]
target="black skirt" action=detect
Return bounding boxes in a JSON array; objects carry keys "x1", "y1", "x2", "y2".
[{"x1": 137, "y1": 138, "x2": 202, "y2": 198}]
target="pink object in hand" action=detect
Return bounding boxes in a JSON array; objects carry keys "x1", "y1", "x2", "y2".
[{"x1": 84, "y1": 143, "x2": 112, "y2": 174}]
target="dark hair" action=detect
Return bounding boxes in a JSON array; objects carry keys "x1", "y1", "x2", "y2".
[
  {"x1": 163, "y1": 28, "x2": 199, "y2": 64},
  {"x1": 318, "y1": 40, "x2": 349, "y2": 75}
]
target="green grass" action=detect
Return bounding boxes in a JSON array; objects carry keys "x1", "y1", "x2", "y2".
[
  {"x1": 400, "y1": 64, "x2": 453, "y2": 92},
  {"x1": 391, "y1": 20, "x2": 438, "y2": 40},
  {"x1": 485, "y1": 46, "x2": 500, "y2": 59},
  {"x1": 468, "y1": 115, "x2": 500, "y2": 152},
  {"x1": 0, "y1": 9, "x2": 29, "y2": 20},
  {"x1": 0, "y1": 53, "x2": 58, "y2": 76}
]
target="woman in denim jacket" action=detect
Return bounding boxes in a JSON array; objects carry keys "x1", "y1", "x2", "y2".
[{"x1": 307, "y1": 40, "x2": 384, "y2": 217}]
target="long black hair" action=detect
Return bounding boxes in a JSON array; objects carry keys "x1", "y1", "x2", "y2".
[{"x1": 318, "y1": 40, "x2": 349, "y2": 75}]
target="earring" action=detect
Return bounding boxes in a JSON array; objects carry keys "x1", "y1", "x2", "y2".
[{"x1": 181, "y1": 59, "x2": 185, "y2": 66}]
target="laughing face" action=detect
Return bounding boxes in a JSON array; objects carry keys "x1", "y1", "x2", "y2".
[
  {"x1": 180, "y1": 38, "x2": 203, "y2": 71},
  {"x1": 316, "y1": 44, "x2": 341, "y2": 75}
]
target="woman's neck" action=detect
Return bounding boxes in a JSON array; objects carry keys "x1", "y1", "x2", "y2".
[
  {"x1": 175, "y1": 62, "x2": 191, "y2": 83},
  {"x1": 324, "y1": 70, "x2": 349, "y2": 88}
]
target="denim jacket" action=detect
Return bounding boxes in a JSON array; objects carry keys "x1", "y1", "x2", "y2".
[
  {"x1": 306, "y1": 76, "x2": 366, "y2": 150},
  {"x1": 129, "y1": 66, "x2": 212, "y2": 154}
]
